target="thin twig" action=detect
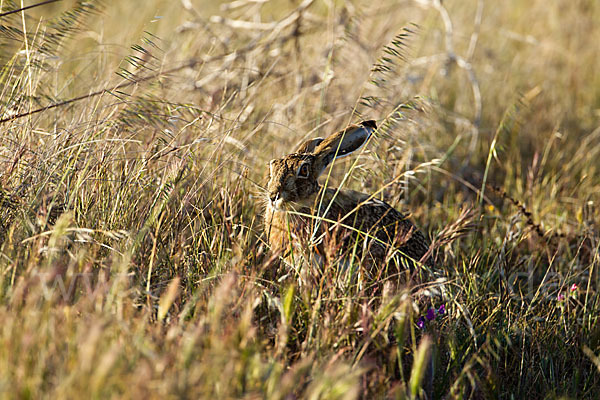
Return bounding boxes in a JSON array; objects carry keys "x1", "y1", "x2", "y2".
[
  {"x1": 0, "y1": 59, "x2": 199, "y2": 124},
  {"x1": 466, "y1": 0, "x2": 484, "y2": 61},
  {"x1": 0, "y1": 0, "x2": 61, "y2": 18}
]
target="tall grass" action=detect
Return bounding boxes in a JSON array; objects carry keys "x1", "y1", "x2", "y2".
[{"x1": 0, "y1": 0, "x2": 599, "y2": 398}]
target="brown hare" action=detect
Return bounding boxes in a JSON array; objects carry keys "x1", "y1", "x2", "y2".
[{"x1": 264, "y1": 120, "x2": 430, "y2": 271}]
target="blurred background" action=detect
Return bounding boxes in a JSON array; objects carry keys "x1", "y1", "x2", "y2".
[{"x1": 0, "y1": 0, "x2": 599, "y2": 398}]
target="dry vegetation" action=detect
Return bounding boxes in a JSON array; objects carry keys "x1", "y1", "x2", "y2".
[{"x1": 1, "y1": 0, "x2": 599, "y2": 398}]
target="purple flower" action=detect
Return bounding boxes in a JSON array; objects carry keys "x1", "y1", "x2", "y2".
[
  {"x1": 570, "y1": 283, "x2": 578, "y2": 292},
  {"x1": 437, "y1": 304, "x2": 446, "y2": 315},
  {"x1": 426, "y1": 308, "x2": 436, "y2": 321},
  {"x1": 417, "y1": 316, "x2": 425, "y2": 329},
  {"x1": 557, "y1": 293, "x2": 565, "y2": 301}
]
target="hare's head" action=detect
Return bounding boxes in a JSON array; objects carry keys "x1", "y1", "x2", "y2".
[{"x1": 267, "y1": 120, "x2": 377, "y2": 209}]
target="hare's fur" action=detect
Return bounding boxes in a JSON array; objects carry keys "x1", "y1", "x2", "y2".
[{"x1": 264, "y1": 121, "x2": 430, "y2": 268}]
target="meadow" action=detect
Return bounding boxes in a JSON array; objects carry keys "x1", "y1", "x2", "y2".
[{"x1": 0, "y1": 0, "x2": 599, "y2": 398}]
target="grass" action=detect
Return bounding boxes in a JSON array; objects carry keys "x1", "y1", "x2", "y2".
[{"x1": 0, "y1": 0, "x2": 599, "y2": 398}]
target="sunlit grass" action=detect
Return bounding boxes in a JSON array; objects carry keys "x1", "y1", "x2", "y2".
[{"x1": 0, "y1": 0, "x2": 599, "y2": 398}]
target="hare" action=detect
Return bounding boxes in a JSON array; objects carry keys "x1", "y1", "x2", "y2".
[{"x1": 264, "y1": 120, "x2": 430, "y2": 270}]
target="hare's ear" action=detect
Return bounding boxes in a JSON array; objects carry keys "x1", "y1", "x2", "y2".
[
  {"x1": 295, "y1": 137, "x2": 324, "y2": 154},
  {"x1": 313, "y1": 120, "x2": 377, "y2": 174}
]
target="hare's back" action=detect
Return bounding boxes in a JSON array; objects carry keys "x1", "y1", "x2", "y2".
[{"x1": 323, "y1": 189, "x2": 430, "y2": 264}]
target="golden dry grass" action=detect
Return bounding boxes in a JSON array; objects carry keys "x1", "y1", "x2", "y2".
[{"x1": 0, "y1": 0, "x2": 599, "y2": 398}]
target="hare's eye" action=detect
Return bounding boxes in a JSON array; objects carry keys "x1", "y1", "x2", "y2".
[{"x1": 297, "y1": 163, "x2": 310, "y2": 178}]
